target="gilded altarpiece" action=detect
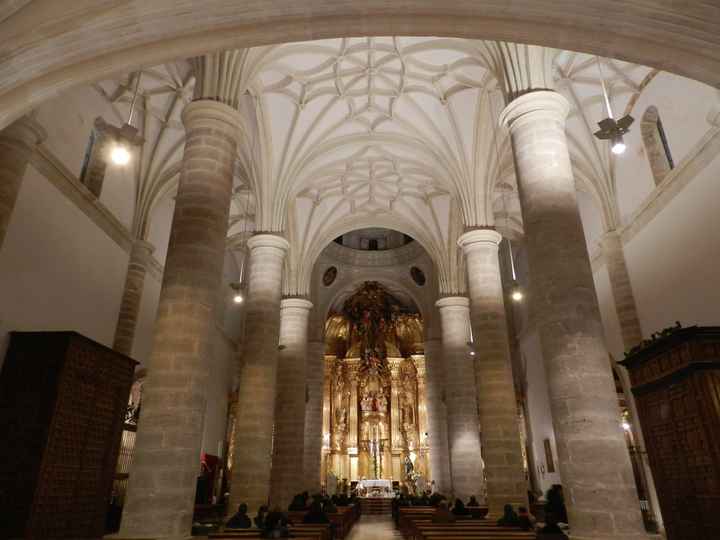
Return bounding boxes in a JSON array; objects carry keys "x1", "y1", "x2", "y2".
[{"x1": 321, "y1": 282, "x2": 429, "y2": 484}]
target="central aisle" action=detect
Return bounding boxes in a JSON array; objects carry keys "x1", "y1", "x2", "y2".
[{"x1": 346, "y1": 514, "x2": 402, "y2": 540}]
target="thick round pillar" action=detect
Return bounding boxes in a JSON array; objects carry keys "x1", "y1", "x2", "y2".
[
  {"x1": 269, "y1": 297, "x2": 313, "y2": 509},
  {"x1": 119, "y1": 100, "x2": 241, "y2": 539},
  {"x1": 303, "y1": 339, "x2": 326, "y2": 493},
  {"x1": 229, "y1": 233, "x2": 289, "y2": 513},
  {"x1": 423, "y1": 338, "x2": 452, "y2": 494},
  {"x1": 0, "y1": 116, "x2": 45, "y2": 251},
  {"x1": 458, "y1": 228, "x2": 526, "y2": 513},
  {"x1": 435, "y1": 296, "x2": 484, "y2": 501},
  {"x1": 113, "y1": 239, "x2": 155, "y2": 356},
  {"x1": 501, "y1": 90, "x2": 646, "y2": 540}
]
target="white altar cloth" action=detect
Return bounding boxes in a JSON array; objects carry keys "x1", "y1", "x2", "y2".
[{"x1": 357, "y1": 479, "x2": 394, "y2": 497}]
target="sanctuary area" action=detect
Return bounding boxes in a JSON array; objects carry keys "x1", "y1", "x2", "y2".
[{"x1": 1, "y1": 3, "x2": 719, "y2": 540}]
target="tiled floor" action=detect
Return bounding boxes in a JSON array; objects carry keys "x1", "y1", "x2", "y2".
[{"x1": 346, "y1": 514, "x2": 402, "y2": 540}]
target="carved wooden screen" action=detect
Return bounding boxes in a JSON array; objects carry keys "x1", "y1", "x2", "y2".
[
  {"x1": 0, "y1": 331, "x2": 136, "y2": 539},
  {"x1": 622, "y1": 327, "x2": 720, "y2": 540}
]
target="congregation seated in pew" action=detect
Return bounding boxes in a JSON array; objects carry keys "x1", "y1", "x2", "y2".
[
  {"x1": 303, "y1": 501, "x2": 330, "y2": 525},
  {"x1": 226, "y1": 503, "x2": 252, "y2": 529},
  {"x1": 497, "y1": 503, "x2": 521, "y2": 527},
  {"x1": 451, "y1": 498, "x2": 470, "y2": 516},
  {"x1": 431, "y1": 501, "x2": 456, "y2": 523}
]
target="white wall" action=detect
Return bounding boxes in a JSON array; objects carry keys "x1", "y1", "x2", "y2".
[
  {"x1": 519, "y1": 330, "x2": 562, "y2": 496},
  {"x1": 623, "y1": 153, "x2": 720, "y2": 335},
  {"x1": 0, "y1": 165, "x2": 129, "y2": 367}
]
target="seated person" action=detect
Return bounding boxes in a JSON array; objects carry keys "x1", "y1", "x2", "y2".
[
  {"x1": 517, "y1": 506, "x2": 536, "y2": 531},
  {"x1": 538, "y1": 513, "x2": 569, "y2": 539},
  {"x1": 497, "y1": 504, "x2": 521, "y2": 527},
  {"x1": 303, "y1": 500, "x2": 330, "y2": 524},
  {"x1": 262, "y1": 506, "x2": 290, "y2": 538},
  {"x1": 429, "y1": 492, "x2": 446, "y2": 507},
  {"x1": 452, "y1": 498, "x2": 470, "y2": 516},
  {"x1": 545, "y1": 484, "x2": 568, "y2": 524},
  {"x1": 288, "y1": 493, "x2": 307, "y2": 511},
  {"x1": 431, "y1": 501, "x2": 456, "y2": 523},
  {"x1": 254, "y1": 505, "x2": 268, "y2": 529},
  {"x1": 467, "y1": 495, "x2": 480, "y2": 507},
  {"x1": 226, "y1": 503, "x2": 252, "y2": 529},
  {"x1": 324, "y1": 498, "x2": 338, "y2": 513}
]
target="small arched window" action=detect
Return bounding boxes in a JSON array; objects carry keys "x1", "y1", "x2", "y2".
[{"x1": 641, "y1": 106, "x2": 674, "y2": 185}]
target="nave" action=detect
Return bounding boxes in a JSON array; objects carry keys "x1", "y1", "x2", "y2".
[{"x1": 345, "y1": 515, "x2": 402, "y2": 540}]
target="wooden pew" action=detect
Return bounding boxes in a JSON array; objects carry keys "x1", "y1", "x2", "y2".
[
  {"x1": 398, "y1": 509, "x2": 535, "y2": 540},
  {"x1": 286, "y1": 504, "x2": 358, "y2": 539},
  {"x1": 209, "y1": 523, "x2": 331, "y2": 540}
]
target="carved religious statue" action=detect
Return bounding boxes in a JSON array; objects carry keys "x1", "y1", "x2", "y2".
[
  {"x1": 332, "y1": 363, "x2": 350, "y2": 451},
  {"x1": 399, "y1": 357, "x2": 419, "y2": 451}
]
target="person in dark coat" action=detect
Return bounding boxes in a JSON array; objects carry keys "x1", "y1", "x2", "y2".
[
  {"x1": 226, "y1": 503, "x2": 252, "y2": 529},
  {"x1": 303, "y1": 500, "x2": 330, "y2": 524}
]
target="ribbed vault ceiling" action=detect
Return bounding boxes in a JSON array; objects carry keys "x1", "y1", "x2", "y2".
[{"x1": 88, "y1": 38, "x2": 657, "y2": 294}]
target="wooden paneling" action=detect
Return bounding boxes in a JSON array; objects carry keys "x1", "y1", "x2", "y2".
[
  {"x1": 0, "y1": 332, "x2": 135, "y2": 539},
  {"x1": 621, "y1": 327, "x2": 720, "y2": 540}
]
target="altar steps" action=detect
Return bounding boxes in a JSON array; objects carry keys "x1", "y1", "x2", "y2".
[{"x1": 360, "y1": 497, "x2": 393, "y2": 515}]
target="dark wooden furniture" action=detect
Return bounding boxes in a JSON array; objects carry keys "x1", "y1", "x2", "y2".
[
  {"x1": 0, "y1": 331, "x2": 136, "y2": 539},
  {"x1": 620, "y1": 326, "x2": 720, "y2": 540}
]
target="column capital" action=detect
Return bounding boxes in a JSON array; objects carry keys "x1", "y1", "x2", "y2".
[
  {"x1": 435, "y1": 296, "x2": 470, "y2": 310},
  {"x1": 599, "y1": 229, "x2": 623, "y2": 252},
  {"x1": 280, "y1": 297, "x2": 314, "y2": 312},
  {"x1": 499, "y1": 90, "x2": 570, "y2": 133},
  {"x1": 491, "y1": 43, "x2": 555, "y2": 103},
  {"x1": 130, "y1": 238, "x2": 155, "y2": 261},
  {"x1": 182, "y1": 98, "x2": 244, "y2": 141},
  {"x1": 246, "y1": 232, "x2": 290, "y2": 253},
  {"x1": 457, "y1": 228, "x2": 502, "y2": 252},
  {"x1": 0, "y1": 115, "x2": 47, "y2": 150}
]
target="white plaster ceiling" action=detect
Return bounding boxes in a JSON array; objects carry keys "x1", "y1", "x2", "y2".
[{"x1": 88, "y1": 39, "x2": 658, "y2": 293}]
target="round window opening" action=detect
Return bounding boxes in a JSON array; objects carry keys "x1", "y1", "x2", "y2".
[
  {"x1": 410, "y1": 266, "x2": 426, "y2": 286},
  {"x1": 323, "y1": 266, "x2": 338, "y2": 286}
]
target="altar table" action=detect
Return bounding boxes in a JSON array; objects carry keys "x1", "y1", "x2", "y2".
[{"x1": 357, "y1": 479, "x2": 394, "y2": 497}]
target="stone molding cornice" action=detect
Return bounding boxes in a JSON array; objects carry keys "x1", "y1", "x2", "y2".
[
  {"x1": 499, "y1": 90, "x2": 570, "y2": 132},
  {"x1": 435, "y1": 296, "x2": 470, "y2": 310},
  {"x1": 247, "y1": 232, "x2": 290, "y2": 253},
  {"x1": 321, "y1": 239, "x2": 425, "y2": 267},
  {"x1": 31, "y1": 144, "x2": 134, "y2": 252},
  {"x1": 590, "y1": 125, "x2": 720, "y2": 272},
  {"x1": 280, "y1": 297, "x2": 313, "y2": 311},
  {"x1": 0, "y1": 116, "x2": 47, "y2": 150},
  {"x1": 29, "y1": 143, "x2": 171, "y2": 281},
  {"x1": 182, "y1": 99, "x2": 245, "y2": 141},
  {"x1": 457, "y1": 228, "x2": 502, "y2": 252}
]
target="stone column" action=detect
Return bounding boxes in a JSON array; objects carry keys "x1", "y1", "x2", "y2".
[
  {"x1": 500, "y1": 90, "x2": 646, "y2": 539},
  {"x1": 113, "y1": 239, "x2": 155, "y2": 356},
  {"x1": 269, "y1": 297, "x2": 313, "y2": 509},
  {"x1": 303, "y1": 340, "x2": 326, "y2": 492},
  {"x1": 599, "y1": 231, "x2": 643, "y2": 348},
  {"x1": 423, "y1": 338, "x2": 452, "y2": 494},
  {"x1": 458, "y1": 228, "x2": 526, "y2": 513},
  {"x1": 229, "y1": 233, "x2": 289, "y2": 513},
  {"x1": 119, "y1": 99, "x2": 241, "y2": 538},
  {"x1": 0, "y1": 116, "x2": 46, "y2": 251},
  {"x1": 600, "y1": 230, "x2": 664, "y2": 532},
  {"x1": 435, "y1": 296, "x2": 484, "y2": 501}
]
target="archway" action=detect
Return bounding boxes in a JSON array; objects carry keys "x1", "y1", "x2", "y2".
[{"x1": 1, "y1": 2, "x2": 719, "y2": 128}]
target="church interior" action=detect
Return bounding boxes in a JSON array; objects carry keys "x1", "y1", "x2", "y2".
[{"x1": 1, "y1": 4, "x2": 719, "y2": 540}]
